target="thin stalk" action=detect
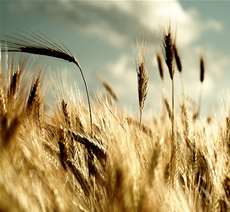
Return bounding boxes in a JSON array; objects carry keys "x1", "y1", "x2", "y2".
[
  {"x1": 172, "y1": 79, "x2": 174, "y2": 145},
  {"x1": 194, "y1": 57, "x2": 205, "y2": 121},
  {"x1": 76, "y1": 62, "x2": 93, "y2": 136},
  {"x1": 180, "y1": 73, "x2": 184, "y2": 102},
  {"x1": 140, "y1": 111, "x2": 142, "y2": 126},
  {"x1": 197, "y1": 83, "x2": 203, "y2": 119}
]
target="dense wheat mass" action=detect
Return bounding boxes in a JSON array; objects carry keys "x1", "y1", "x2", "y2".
[{"x1": 1, "y1": 25, "x2": 230, "y2": 212}]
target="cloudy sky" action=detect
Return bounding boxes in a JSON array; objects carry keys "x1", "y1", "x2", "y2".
[{"x1": 1, "y1": 0, "x2": 230, "y2": 120}]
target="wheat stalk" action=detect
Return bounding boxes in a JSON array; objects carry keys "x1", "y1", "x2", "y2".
[
  {"x1": 161, "y1": 22, "x2": 175, "y2": 136},
  {"x1": 173, "y1": 44, "x2": 184, "y2": 99},
  {"x1": 161, "y1": 21, "x2": 178, "y2": 188},
  {"x1": 161, "y1": 23, "x2": 175, "y2": 123},
  {"x1": 194, "y1": 56, "x2": 205, "y2": 120},
  {"x1": 0, "y1": 31, "x2": 93, "y2": 136}
]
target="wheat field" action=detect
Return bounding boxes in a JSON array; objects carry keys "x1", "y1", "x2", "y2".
[{"x1": 0, "y1": 29, "x2": 230, "y2": 212}]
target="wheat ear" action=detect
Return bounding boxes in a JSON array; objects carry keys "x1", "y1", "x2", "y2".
[
  {"x1": 8, "y1": 68, "x2": 21, "y2": 101},
  {"x1": 26, "y1": 72, "x2": 40, "y2": 115},
  {"x1": 132, "y1": 38, "x2": 149, "y2": 125},
  {"x1": 99, "y1": 77, "x2": 119, "y2": 102},
  {"x1": 0, "y1": 31, "x2": 93, "y2": 136}
]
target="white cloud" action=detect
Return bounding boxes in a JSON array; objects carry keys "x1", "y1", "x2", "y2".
[
  {"x1": 103, "y1": 54, "x2": 137, "y2": 100},
  {"x1": 205, "y1": 19, "x2": 223, "y2": 31}
]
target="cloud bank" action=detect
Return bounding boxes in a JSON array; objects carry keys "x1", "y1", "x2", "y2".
[{"x1": 9, "y1": 0, "x2": 222, "y2": 48}]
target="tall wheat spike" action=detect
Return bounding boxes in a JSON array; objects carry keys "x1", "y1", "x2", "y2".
[
  {"x1": 0, "y1": 31, "x2": 93, "y2": 136},
  {"x1": 162, "y1": 23, "x2": 175, "y2": 136},
  {"x1": 132, "y1": 38, "x2": 149, "y2": 125}
]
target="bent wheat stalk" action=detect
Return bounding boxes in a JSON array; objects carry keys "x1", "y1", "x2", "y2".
[{"x1": 0, "y1": 31, "x2": 93, "y2": 135}]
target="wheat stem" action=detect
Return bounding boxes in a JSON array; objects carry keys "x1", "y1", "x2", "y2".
[{"x1": 197, "y1": 82, "x2": 203, "y2": 119}]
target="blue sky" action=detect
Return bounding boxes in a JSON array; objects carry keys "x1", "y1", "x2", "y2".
[{"x1": 1, "y1": 0, "x2": 230, "y2": 120}]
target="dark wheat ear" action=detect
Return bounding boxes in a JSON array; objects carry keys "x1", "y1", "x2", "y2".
[
  {"x1": 162, "y1": 24, "x2": 175, "y2": 80},
  {"x1": 173, "y1": 44, "x2": 182, "y2": 73},
  {"x1": 157, "y1": 54, "x2": 164, "y2": 80},
  {"x1": 200, "y1": 57, "x2": 205, "y2": 83},
  {"x1": 8, "y1": 69, "x2": 21, "y2": 101},
  {"x1": 0, "y1": 31, "x2": 93, "y2": 136}
]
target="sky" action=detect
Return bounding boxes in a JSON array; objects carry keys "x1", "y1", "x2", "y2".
[{"x1": 1, "y1": 0, "x2": 230, "y2": 121}]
